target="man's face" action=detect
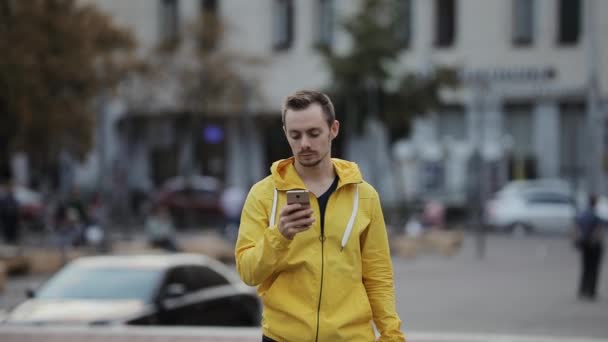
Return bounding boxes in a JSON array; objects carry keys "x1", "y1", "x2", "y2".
[{"x1": 283, "y1": 103, "x2": 339, "y2": 168}]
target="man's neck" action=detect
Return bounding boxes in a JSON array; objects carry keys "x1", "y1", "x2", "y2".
[{"x1": 294, "y1": 156, "x2": 335, "y2": 186}]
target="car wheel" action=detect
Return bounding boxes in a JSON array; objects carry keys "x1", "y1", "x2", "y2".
[{"x1": 509, "y1": 222, "x2": 532, "y2": 236}]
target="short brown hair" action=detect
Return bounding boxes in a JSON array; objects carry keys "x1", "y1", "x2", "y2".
[{"x1": 282, "y1": 90, "x2": 335, "y2": 127}]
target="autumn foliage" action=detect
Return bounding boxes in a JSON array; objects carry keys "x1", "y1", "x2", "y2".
[{"x1": 0, "y1": 0, "x2": 138, "y2": 176}]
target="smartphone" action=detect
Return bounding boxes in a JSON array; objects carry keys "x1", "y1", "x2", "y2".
[{"x1": 286, "y1": 189, "x2": 310, "y2": 206}]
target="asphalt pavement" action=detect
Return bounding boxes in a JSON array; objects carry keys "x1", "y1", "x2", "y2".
[
  {"x1": 393, "y1": 233, "x2": 608, "y2": 339},
  {"x1": 1, "y1": 231, "x2": 607, "y2": 340}
]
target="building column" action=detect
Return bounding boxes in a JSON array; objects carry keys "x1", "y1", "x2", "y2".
[
  {"x1": 533, "y1": 100, "x2": 559, "y2": 178},
  {"x1": 226, "y1": 116, "x2": 265, "y2": 189},
  {"x1": 177, "y1": 124, "x2": 194, "y2": 177},
  {"x1": 226, "y1": 119, "x2": 245, "y2": 188}
]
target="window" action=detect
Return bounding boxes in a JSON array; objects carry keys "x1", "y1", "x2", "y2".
[
  {"x1": 199, "y1": 0, "x2": 220, "y2": 50},
  {"x1": 438, "y1": 106, "x2": 465, "y2": 140},
  {"x1": 396, "y1": 0, "x2": 412, "y2": 48},
  {"x1": 559, "y1": 102, "x2": 586, "y2": 183},
  {"x1": 163, "y1": 267, "x2": 192, "y2": 293},
  {"x1": 201, "y1": 0, "x2": 217, "y2": 12},
  {"x1": 187, "y1": 266, "x2": 229, "y2": 291},
  {"x1": 435, "y1": 0, "x2": 456, "y2": 47},
  {"x1": 37, "y1": 267, "x2": 162, "y2": 303},
  {"x1": 558, "y1": 0, "x2": 581, "y2": 45},
  {"x1": 159, "y1": 0, "x2": 180, "y2": 44},
  {"x1": 512, "y1": 0, "x2": 534, "y2": 46},
  {"x1": 525, "y1": 192, "x2": 573, "y2": 205},
  {"x1": 316, "y1": 0, "x2": 334, "y2": 48},
  {"x1": 504, "y1": 103, "x2": 534, "y2": 158},
  {"x1": 273, "y1": 0, "x2": 294, "y2": 50}
]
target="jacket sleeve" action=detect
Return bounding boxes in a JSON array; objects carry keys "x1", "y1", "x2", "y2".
[
  {"x1": 361, "y1": 193, "x2": 405, "y2": 342},
  {"x1": 235, "y1": 189, "x2": 292, "y2": 286}
]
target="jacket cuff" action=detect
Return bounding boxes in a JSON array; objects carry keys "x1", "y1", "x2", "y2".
[{"x1": 266, "y1": 225, "x2": 292, "y2": 250}]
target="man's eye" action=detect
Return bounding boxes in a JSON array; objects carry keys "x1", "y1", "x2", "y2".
[
  {"x1": 290, "y1": 135, "x2": 301, "y2": 139},
  {"x1": 308, "y1": 132, "x2": 320, "y2": 137}
]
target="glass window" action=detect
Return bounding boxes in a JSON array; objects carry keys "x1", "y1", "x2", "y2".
[
  {"x1": 438, "y1": 106, "x2": 466, "y2": 140},
  {"x1": 159, "y1": 0, "x2": 180, "y2": 44},
  {"x1": 396, "y1": 0, "x2": 413, "y2": 48},
  {"x1": 164, "y1": 266, "x2": 193, "y2": 291},
  {"x1": 504, "y1": 103, "x2": 534, "y2": 158},
  {"x1": 435, "y1": 0, "x2": 456, "y2": 47},
  {"x1": 512, "y1": 0, "x2": 534, "y2": 46},
  {"x1": 199, "y1": 0, "x2": 220, "y2": 51},
  {"x1": 273, "y1": 0, "x2": 294, "y2": 50},
  {"x1": 559, "y1": 102, "x2": 586, "y2": 184},
  {"x1": 558, "y1": 0, "x2": 581, "y2": 45},
  {"x1": 187, "y1": 265, "x2": 229, "y2": 291},
  {"x1": 37, "y1": 266, "x2": 163, "y2": 302},
  {"x1": 525, "y1": 192, "x2": 573, "y2": 205},
  {"x1": 317, "y1": 0, "x2": 334, "y2": 48},
  {"x1": 201, "y1": 0, "x2": 217, "y2": 12}
]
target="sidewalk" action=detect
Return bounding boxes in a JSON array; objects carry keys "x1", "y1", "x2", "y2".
[
  {"x1": 0, "y1": 326, "x2": 606, "y2": 342},
  {"x1": 393, "y1": 233, "x2": 608, "y2": 338}
]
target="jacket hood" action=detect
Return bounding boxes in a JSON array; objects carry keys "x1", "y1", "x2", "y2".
[{"x1": 270, "y1": 157, "x2": 362, "y2": 190}]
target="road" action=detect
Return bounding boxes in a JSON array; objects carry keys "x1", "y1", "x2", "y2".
[
  {"x1": 394, "y1": 233, "x2": 608, "y2": 339},
  {"x1": 1, "y1": 232, "x2": 607, "y2": 339}
]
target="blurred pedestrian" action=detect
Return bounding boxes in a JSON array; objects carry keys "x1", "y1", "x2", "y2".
[
  {"x1": 53, "y1": 204, "x2": 82, "y2": 263},
  {"x1": 84, "y1": 192, "x2": 106, "y2": 251},
  {"x1": 574, "y1": 194, "x2": 606, "y2": 301},
  {"x1": 66, "y1": 186, "x2": 89, "y2": 227},
  {"x1": 422, "y1": 199, "x2": 445, "y2": 230},
  {"x1": 145, "y1": 203, "x2": 180, "y2": 252},
  {"x1": 235, "y1": 90, "x2": 404, "y2": 341},
  {"x1": 220, "y1": 184, "x2": 246, "y2": 243},
  {"x1": 0, "y1": 181, "x2": 20, "y2": 245}
]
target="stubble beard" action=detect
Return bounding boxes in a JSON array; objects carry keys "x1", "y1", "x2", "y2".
[{"x1": 298, "y1": 149, "x2": 330, "y2": 168}]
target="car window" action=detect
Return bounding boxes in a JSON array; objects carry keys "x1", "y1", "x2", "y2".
[
  {"x1": 525, "y1": 193, "x2": 573, "y2": 205},
  {"x1": 36, "y1": 266, "x2": 162, "y2": 302},
  {"x1": 186, "y1": 265, "x2": 229, "y2": 291},
  {"x1": 164, "y1": 266, "x2": 192, "y2": 291}
]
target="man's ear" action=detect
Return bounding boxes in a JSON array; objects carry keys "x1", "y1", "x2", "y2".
[{"x1": 330, "y1": 120, "x2": 340, "y2": 140}]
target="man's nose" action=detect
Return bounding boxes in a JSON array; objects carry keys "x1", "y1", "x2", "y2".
[{"x1": 300, "y1": 135, "x2": 311, "y2": 148}]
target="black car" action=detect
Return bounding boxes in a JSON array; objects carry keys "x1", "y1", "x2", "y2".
[{"x1": 3, "y1": 254, "x2": 260, "y2": 326}]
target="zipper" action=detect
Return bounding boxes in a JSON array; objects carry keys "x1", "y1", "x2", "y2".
[
  {"x1": 314, "y1": 198, "x2": 327, "y2": 342},
  {"x1": 315, "y1": 228, "x2": 325, "y2": 341}
]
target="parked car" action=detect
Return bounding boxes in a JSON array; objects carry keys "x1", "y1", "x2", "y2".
[
  {"x1": 3, "y1": 254, "x2": 260, "y2": 326},
  {"x1": 484, "y1": 180, "x2": 577, "y2": 235},
  {"x1": 13, "y1": 185, "x2": 46, "y2": 231},
  {"x1": 156, "y1": 175, "x2": 223, "y2": 229}
]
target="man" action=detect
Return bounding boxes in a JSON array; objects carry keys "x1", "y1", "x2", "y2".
[
  {"x1": 236, "y1": 90, "x2": 405, "y2": 341},
  {"x1": 574, "y1": 194, "x2": 605, "y2": 301}
]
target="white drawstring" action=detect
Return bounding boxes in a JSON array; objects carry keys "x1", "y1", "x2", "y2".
[
  {"x1": 269, "y1": 188, "x2": 278, "y2": 227},
  {"x1": 341, "y1": 184, "x2": 359, "y2": 251}
]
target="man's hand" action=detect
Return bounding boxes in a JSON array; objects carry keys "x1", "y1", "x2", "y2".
[{"x1": 278, "y1": 203, "x2": 315, "y2": 240}]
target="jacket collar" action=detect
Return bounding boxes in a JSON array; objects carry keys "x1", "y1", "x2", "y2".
[{"x1": 270, "y1": 157, "x2": 363, "y2": 191}]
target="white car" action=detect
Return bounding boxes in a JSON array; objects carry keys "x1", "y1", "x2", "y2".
[
  {"x1": 484, "y1": 180, "x2": 577, "y2": 235},
  {"x1": 4, "y1": 254, "x2": 260, "y2": 326}
]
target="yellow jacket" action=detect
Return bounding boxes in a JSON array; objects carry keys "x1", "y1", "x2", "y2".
[{"x1": 236, "y1": 158, "x2": 405, "y2": 341}]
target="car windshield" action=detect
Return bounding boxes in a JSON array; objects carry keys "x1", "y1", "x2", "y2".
[{"x1": 36, "y1": 266, "x2": 162, "y2": 302}]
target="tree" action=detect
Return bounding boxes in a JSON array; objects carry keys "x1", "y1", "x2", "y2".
[
  {"x1": 0, "y1": 0, "x2": 138, "y2": 183},
  {"x1": 320, "y1": 0, "x2": 457, "y2": 140},
  {"x1": 178, "y1": 8, "x2": 255, "y2": 115}
]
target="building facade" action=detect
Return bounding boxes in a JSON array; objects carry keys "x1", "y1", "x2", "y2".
[{"x1": 82, "y1": 0, "x2": 608, "y2": 206}]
